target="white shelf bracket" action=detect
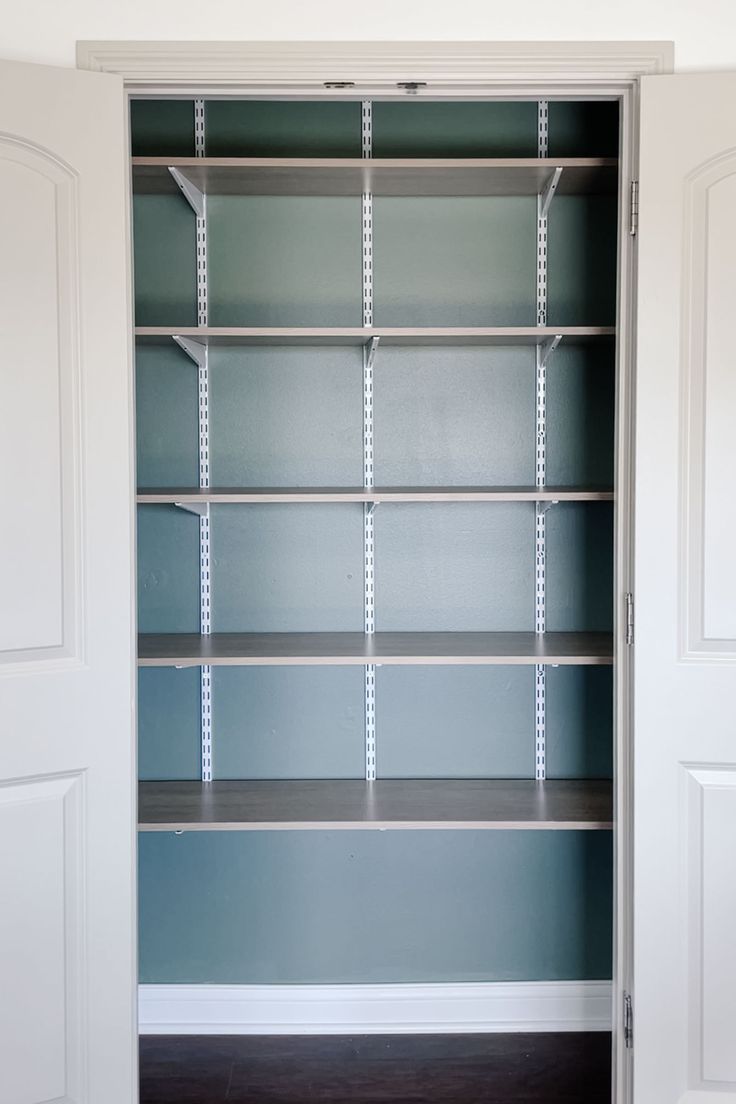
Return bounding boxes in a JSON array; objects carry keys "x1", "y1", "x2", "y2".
[
  {"x1": 172, "y1": 335, "x2": 207, "y2": 367},
  {"x1": 365, "y1": 334, "x2": 380, "y2": 370},
  {"x1": 539, "y1": 333, "x2": 562, "y2": 368},
  {"x1": 539, "y1": 166, "x2": 563, "y2": 219},
  {"x1": 174, "y1": 501, "x2": 210, "y2": 519},
  {"x1": 168, "y1": 166, "x2": 205, "y2": 218}
]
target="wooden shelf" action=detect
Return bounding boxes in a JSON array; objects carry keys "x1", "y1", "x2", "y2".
[
  {"x1": 138, "y1": 779, "x2": 613, "y2": 831},
  {"x1": 137, "y1": 631, "x2": 613, "y2": 667},
  {"x1": 135, "y1": 326, "x2": 615, "y2": 348},
  {"x1": 132, "y1": 157, "x2": 617, "y2": 198},
  {"x1": 138, "y1": 486, "x2": 614, "y2": 505}
]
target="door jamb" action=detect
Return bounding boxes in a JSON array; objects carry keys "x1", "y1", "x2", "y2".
[{"x1": 80, "y1": 39, "x2": 671, "y2": 1104}]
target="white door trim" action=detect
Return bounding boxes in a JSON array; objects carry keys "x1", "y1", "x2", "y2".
[
  {"x1": 76, "y1": 39, "x2": 673, "y2": 94},
  {"x1": 139, "y1": 981, "x2": 613, "y2": 1035},
  {"x1": 76, "y1": 39, "x2": 645, "y2": 1102}
]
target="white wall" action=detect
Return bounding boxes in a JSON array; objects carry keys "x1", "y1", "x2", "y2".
[{"x1": 3, "y1": 0, "x2": 736, "y2": 73}]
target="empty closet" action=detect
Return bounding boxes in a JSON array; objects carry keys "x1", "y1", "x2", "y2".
[{"x1": 131, "y1": 92, "x2": 620, "y2": 1060}]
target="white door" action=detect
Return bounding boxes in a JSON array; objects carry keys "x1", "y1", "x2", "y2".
[
  {"x1": 0, "y1": 61, "x2": 136, "y2": 1104},
  {"x1": 635, "y1": 72, "x2": 736, "y2": 1104}
]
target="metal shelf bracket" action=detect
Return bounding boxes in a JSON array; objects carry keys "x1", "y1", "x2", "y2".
[
  {"x1": 539, "y1": 166, "x2": 563, "y2": 219},
  {"x1": 168, "y1": 166, "x2": 204, "y2": 217},
  {"x1": 539, "y1": 333, "x2": 563, "y2": 368},
  {"x1": 174, "y1": 501, "x2": 210, "y2": 519},
  {"x1": 365, "y1": 334, "x2": 380, "y2": 368},
  {"x1": 173, "y1": 335, "x2": 207, "y2": 367}
]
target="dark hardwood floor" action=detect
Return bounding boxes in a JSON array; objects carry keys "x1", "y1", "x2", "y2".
[{"x1": 139, "y1": 1033, "x2": 612, "y2": 1103}]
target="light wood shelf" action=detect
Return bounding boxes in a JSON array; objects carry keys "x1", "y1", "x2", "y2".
[
  {"x1": 135, "y1": 325, "x2": 615, "y2": 347},
  {"x1": 137, "y1": 631, "x2": 613, "y2": 667},
  {"x1": 132, "y1": 157, "x2": 617, "y2": 198},
  {"x1": 137, "y1": 486, "x2": 614, "y2": 505},
  {"x1": 138, "y1": 779, "x2": 613, "y2": 832}
]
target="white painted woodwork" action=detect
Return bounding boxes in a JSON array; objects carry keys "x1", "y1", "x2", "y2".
[
  {"x1": 698, "y1": 173, "x2": 736, "y2": 641},
  {"x1": 138, "y1": 980, "x2": 613, "y2": 1035},
  {"x1": 696, "y1": 770, "x2": 736, "y2": 1082},
  {"x1": 0, "y1": 777, "x2": 82, "y2": 1104},
  {"x1": 0, "y1": 137, "x2": 71, "y2": 655},
  {"x1": 0, "y1": 60, "x2": 136, "y2": 1104},
  {"x1": 76, "y1": 40, "x2": 673, "y2": 91},
  {"x1": 636, "y1": 72, "x2": 736, "y2": 1104}
]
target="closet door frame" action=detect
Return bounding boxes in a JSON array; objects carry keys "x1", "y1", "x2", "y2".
[{"x1": 80, "y1": 38, "x2": 673, "y2": 1104}]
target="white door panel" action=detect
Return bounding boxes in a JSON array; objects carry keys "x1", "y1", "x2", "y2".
[
  {"x1": 0, "y1": 60, "x2": 136, "y2": 1104},
  {"x1": 636, "y1": 72, "x2": 736, "y2": 1104}
]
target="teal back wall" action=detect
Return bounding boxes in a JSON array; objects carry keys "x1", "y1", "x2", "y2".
[
  {"x1": 139, "y1": 831, "x2": 613, "y2": 984},
  {"x1": 133, "y1": 98, "x2": 618, "y2": 985}
]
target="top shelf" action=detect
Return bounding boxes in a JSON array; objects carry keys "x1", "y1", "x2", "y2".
[
  {"x1": 136, "y1": 326, "x2": 615, "y2": 348},
  {"x1": 132, "y1": 157, "x2": 618, "y2": 199}
]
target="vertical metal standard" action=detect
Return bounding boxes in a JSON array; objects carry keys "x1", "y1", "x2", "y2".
[
  {"x1": 537, "y1": 98, "x2": 548, "y2": 159},
  {"x1": 363, "y1": 342, "x2": 379, "y2": 780},
  {"x1": 534, "y1": 349, "x2": 547, "y2": 782},
  {"x1": 361, "y1": 101, "x2": 373, "y2": 328},
  {"x1": 362, "y1": 100, "x2": 376, "y2": 781},
  {"x1": 535, "y1": 101, "x2": 549, "y2": 782},
  {"x1": 194, "y1": 98, "x2": 212, "y2": 783}
]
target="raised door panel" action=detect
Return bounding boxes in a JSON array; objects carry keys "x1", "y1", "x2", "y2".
[
  {"x1": 0, "y1": 139, "x2": 80, "y2": 661},
  {"x1": 682, "y1": 154, "x2": 736, "y2": 653},
  {"x1": 691, "y1": 769, "x2": 736, "y2": 1084},
  {"x1": 0, "y1": 776, "x2": 83, "y2": 1104}
]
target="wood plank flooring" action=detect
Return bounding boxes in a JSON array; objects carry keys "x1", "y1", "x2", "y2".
[{"x1": 139, "y1": 1033, "x2": 612, "y2": 1103}]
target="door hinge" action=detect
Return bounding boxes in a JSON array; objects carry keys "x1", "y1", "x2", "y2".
[
  {"x1": 629, "y1": 180, "x2": 639, "y2": 237},
  {"x1": 625, "y1": 593, "x2": 634, "y2": 646},
  {"x1": 624, "y1": 991, "x2": 633, "y2": 1049}
]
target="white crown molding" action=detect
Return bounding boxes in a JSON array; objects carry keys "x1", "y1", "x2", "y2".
[
  {"x1": 138, "y1": 980, "x2": 613, "y2": 1035},
  {"x1": 77, "y1": 40, "x2": 673, "y2": 92}
]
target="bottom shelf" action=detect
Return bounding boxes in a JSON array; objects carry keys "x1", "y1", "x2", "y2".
[{"x1": 138, "y1": 779, "x2": 612, "y2": 832}]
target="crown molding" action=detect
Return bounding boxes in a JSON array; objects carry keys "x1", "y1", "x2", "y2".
[{"x1": 77, "y1": 40, "x2": 674, "y2": 92}]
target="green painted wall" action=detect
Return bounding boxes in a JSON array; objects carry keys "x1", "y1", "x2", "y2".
[
  {"x1": 139, "y1": 831, "x2": 613, "y2": 984},
  {"x1": 132, "y1": 98, "x2": 617, "y2": 985}
]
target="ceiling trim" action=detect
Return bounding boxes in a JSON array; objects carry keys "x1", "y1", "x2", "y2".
[{"x1": 76, "y1": 40, "x2": 674, "y2": 92}]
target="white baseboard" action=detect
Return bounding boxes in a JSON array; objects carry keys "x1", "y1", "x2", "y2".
[{"x1": 139, "y1": 981, "x2": 612, "y2": 1035}]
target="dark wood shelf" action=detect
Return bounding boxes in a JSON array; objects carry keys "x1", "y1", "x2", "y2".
[
  {"x1": 135, "y1": 325, "x2": 615, "y2": 347},
  {"x1": 138, "y1": 779, "x2": 613, "y2": 832},
  {"x1": 137, "y1": 631, "x2": 614, "y2": 667},
  {"x1": 132, "y1": 156, "x2": 617, "y2": 198},
  {"x1": 137, "y1": 485, "x2": 614, "y2": 505}
]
